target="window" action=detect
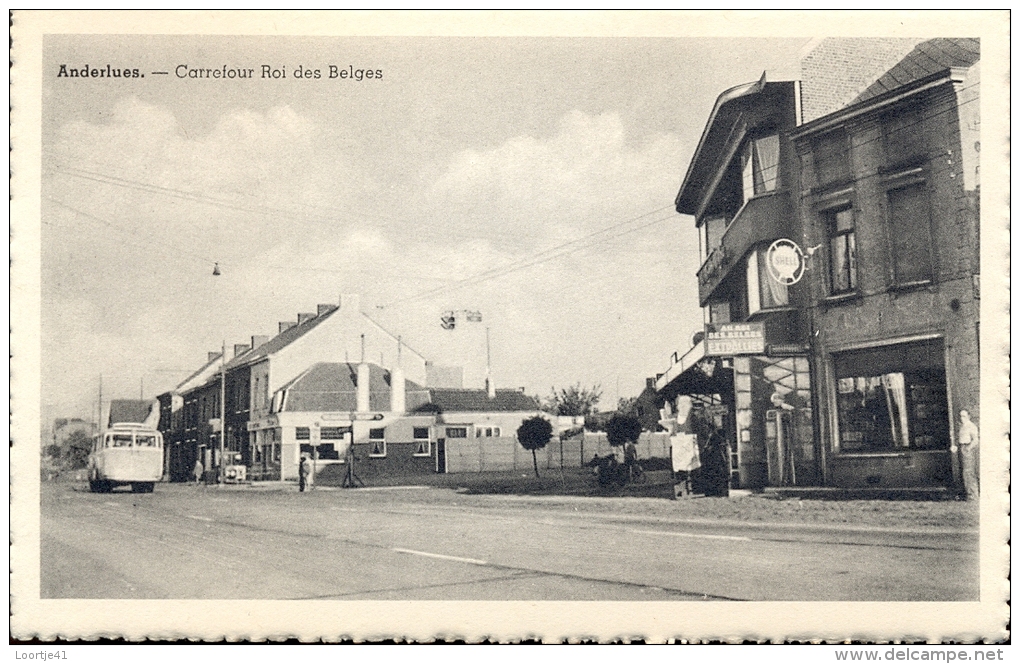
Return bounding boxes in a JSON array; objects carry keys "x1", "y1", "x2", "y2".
[
  {"x1": 413, "y1": 427, "x2": 431, "y2": 456},
  {"x1": 136, "y1": 434, "x2": 158, "y2": 447},
  {"x1": 368, "y1": 427, "x2": 386, "y2": 457},
  {"x1": 746, "y1": 247, "x2": 789, "y2": 316},
  {"x1": 295, "y1": 427, "x2": 310, "y2": 440},
  {"x1": 493, "y1": 427, "x2": 501, "y2": 437},
  {"x1": 812, "y1": 130, "x2": 850, "y2": 186},
  {"x1": 111, "y1": 433, "x2": 132, "y2": 447},
  {"x1": 884, "y1": 107, "x2": 924, "y2": 166},
  {"x1": 741, "y1": 134, "x2": 781, "y2": 202},
  {"x1": 316, "y1": 443, "x2": 339, "y2": 460},
  {"x1": 702, "y1": 214, "x2": 728, "y2": 258},
  {"x1": 826, "y1": 207, "x2": 857, "y2": 294},
  {"x1": 833, "y1": 341, "x2": 948, "y2": 453},
  {"x1": 888, "y1": 184, "x2": 934, "y2": 285},
  {"x1": 708, "y1": 301, "x2": 731, "y2": 325},
  {"x1": 445, "y1": 427, "x2": 468, "y2": 438},
  {"x1": 320, "y1": 427, "x2": 347, "y2": 440}
]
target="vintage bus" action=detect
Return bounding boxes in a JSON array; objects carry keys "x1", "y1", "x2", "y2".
[{"x1": 88, "y1": 422, "x2": 164, "y2": 493}]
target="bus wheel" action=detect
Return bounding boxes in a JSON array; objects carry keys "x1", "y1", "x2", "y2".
[
  {"x1": 131, "y1": 483, "x2": 153, "y2": 493},
  {"x1": 89, "y1": 479, "x2": 100, "y2": 493}
]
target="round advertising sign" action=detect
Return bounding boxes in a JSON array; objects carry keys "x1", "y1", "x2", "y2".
[{"x1": 766, "y1": 239, "x2": 805, "y2": 285}]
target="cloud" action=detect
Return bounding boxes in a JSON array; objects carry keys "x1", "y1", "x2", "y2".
[{"x1": 427, "y1": 110, "x2": 683, "y2": 251}]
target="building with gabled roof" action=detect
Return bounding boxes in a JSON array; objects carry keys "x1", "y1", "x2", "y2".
[{"x1": 159, "y1": 294, "x2": 432, "y2": 481}]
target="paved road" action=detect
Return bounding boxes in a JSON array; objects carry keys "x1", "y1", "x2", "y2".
[{"x1": 41, "y1": 481, "x2": 978, "y2": 601}]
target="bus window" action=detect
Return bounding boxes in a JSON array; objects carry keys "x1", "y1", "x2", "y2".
[
  {"x1": 136, "y1": 434, "x2": 157, "y2": 447},
  {"x1": 112, "y1": 433, "x2": 133, "y2": 447}
]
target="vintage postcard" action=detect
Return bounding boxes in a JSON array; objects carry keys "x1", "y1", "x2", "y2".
[{"x1": 10, "y1": 10, "x2": 1010, "y2": 644}]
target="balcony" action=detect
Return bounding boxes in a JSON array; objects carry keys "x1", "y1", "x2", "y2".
[{"x1": 696, "y1": 190, "x2": 794, "y2": 305}]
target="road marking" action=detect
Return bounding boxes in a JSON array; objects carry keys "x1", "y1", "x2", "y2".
[
  {"x1": 187, "y1": 515, "x2": 214, "y2": 522},
  {"x1": 104, "y1": 502, "x2": 119, "y2": 507},
  {"x1": 352, "y1": 486, "x2": 430, "y2": 492},
  {"x1": 630, "y1": 529, "x2": 751, "y2": 542},
  {"x1": 391, "y1": 547, "x2": 487, "y2": 565}
]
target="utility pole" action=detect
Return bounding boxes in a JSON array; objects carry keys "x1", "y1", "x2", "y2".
[{"x1": 219, "y1": 339, "x2": 226, "y2": 483}]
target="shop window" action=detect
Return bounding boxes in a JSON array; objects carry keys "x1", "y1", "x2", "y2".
[
  {"x1": 413, "y1": 427, "x2": 431, "y2": 456},
  {"x1": 834, "y1": 342, "x2": 948, "y2": 453},
  {"x1": 445, "y1": 427, "x2": 468, "y2": 438},
  {"x1": 888, "y1": 183, "x2": 934, "y2": 285},
  {"x1": 746, "y1": 247, "x2": 789, "y2": 316},
  {"x1": 826, "y1": 207, "x2": 857, "y2": 294},
  {"x1": 295, "y1": 427, "x2": 310, "y2": 440},
  {"x1": 299, "y1": 443, "x2": 314, "y2": 455},
  {"x1": 813, "y1": 129, "x2": 850, "y2": 187},
  {"x1": 741, "y1": 134, "x2": 781, "y2": 203},
  {"x1": 368, "y1": 427, "x2": 386, "y2": 457}
]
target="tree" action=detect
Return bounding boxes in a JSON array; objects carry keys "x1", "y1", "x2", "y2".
[
  {"x1": 62, "y1": 429, "x2": 92, "y2": 469},
  {"x1": 548, "y1": 383, "x2": 602, "y2": 417},
  {"x1": 516, "y1": 416, "x2": 553, "y2": 478},
  {"x1": 605, "y1": 413, "x2": 642, "y2": 449}
]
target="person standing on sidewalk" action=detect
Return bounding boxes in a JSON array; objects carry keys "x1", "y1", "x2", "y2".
[
  {"x1": 193, "y1": 458, "x2": 204, "y2": 486},
  {"x1": 952, "y1": 409, "x2": 979, "y2": 500},
  {"x1": 298, "y1": 453, "x2": 312, "y2": 492}
]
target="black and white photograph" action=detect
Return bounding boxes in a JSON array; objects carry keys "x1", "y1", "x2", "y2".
[{"x1": 10, "y1": 10, "x2": 1009, "y2": 646}]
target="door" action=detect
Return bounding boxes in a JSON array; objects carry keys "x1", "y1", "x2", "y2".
[
  {"x1": 765, "y1": 408, "x2": 817, "y2": 486},
  {"x1": 436, "y1": 439, "x2": 446, "y2": 474}
]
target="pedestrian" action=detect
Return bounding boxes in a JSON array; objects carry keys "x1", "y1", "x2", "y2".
[
  {"x1": 952, "y1": 409, "x2": 979, "y2": 500},
  {"x1": 193, "y1": 458, "x2": 204, "y2": 485},
  {"x1": 299, "y1": 453, "x2": 312, "y2": 492}
]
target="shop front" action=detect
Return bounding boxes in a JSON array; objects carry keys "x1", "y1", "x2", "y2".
[{"x1": 821, "y1": 337, "x2": 954, "y2": 489}]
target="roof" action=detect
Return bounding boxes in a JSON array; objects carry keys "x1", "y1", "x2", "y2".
[
  {"x1": 108, "y1": 400, "x2": 155, "y2": 426},
  {"x1": 675, "y1": 78, "x2": 796, "y2": 217},
  {"x1": 852, "y1": 38, "x2": 980, "y2": 105},
  {"x1": 174, "y1": 352, "x2": 223, "y2": 391},
  {"x1": 225, "y1": 305, "x2": 339, "y2": 370},
  {"x1": 278, "y1": 362, "x2": 429, "y2": 413},
  {"x1": 427, "y1": 388, "x2": 541, "y2": 413}
]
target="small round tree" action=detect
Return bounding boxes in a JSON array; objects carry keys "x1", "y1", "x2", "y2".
[
  {"x1": 605, "y1": 413, "x2": 642, "y2": 451},
  {"x1": 516, "y1": 416, "x2": 553, "y2": 478}
]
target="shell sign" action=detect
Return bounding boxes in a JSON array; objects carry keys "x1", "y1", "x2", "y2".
[{"x1": 766, "y1": 238, "x2": 805, "y2": 285}]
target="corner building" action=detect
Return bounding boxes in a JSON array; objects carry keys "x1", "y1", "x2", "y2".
[
  {"x1": 657, "y1": 78, "x2": 815, "y2": 490},
  {"x1": 656, "y1": 38, "x2": 980, "y2": 493}
]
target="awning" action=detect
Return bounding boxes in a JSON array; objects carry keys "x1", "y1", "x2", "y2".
[{"x1": 655, "y1": 340, "x2": 733, "y2": 401}]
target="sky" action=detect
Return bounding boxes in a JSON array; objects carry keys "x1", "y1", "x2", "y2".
[{"x1": 40, "y1": 34, "x2": 810, "y2": 422}]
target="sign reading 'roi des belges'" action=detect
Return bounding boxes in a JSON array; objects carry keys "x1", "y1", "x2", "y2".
[{"x1": 704, "y1": 322, "x2": 765, "y2": 356}]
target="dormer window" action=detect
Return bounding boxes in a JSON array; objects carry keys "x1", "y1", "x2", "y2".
[{"x1": 741, "y1": 134, "x2": 781, "y2": 203}]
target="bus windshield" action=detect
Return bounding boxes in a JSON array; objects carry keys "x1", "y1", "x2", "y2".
[
  {"x1": 136, "y1": 434, "x2": 158, "y2": 447},
  {"x1": 110, "y1": 433, "x2": 133, "y2": 447}
]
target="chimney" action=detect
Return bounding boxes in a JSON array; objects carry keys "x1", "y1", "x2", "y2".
[
  {"x1": 390, "y1": 337, "x2": 405, "y2": 413},
  {"x1": 646, "y1": 377, "x2": 656, "y2": 390},
  {"x1": 486, "y1": 377, "x2": 496, "y2": 400},
  {"x1": 356, "y1": 334, "x2": 370, "y2": 412},
  {"x1": 317, "y1": 303, "x2": 334, "y2": 316},
  {"x1": 233, "y1": 344, "x2": 250, "y2": 358},
  {"x1": 340, "y1": 293, "x2": 361, "y2": 315},
  {"x1": 279, "y1": 321, "x2": 297, "y2": 334},
  {"x1": 208, "y1": 351, "x2": 220, "y2": 363},
  {"x1": 297, "y1": 312, "x2": 316, "y2": 324},
  {"x1": 251, "y1": 335, "x2": 269, "y2": 350}
]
